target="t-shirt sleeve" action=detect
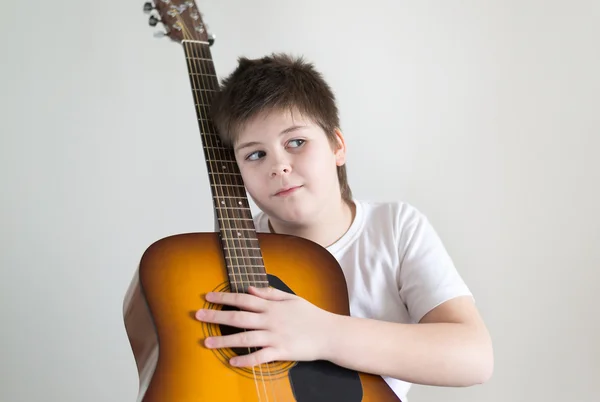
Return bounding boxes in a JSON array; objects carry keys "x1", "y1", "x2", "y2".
[{"x1": 396, "y1": 204, "x2": 473, "y2": 323}]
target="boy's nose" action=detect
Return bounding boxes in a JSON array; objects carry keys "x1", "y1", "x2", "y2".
[{"x1": 270, "y1": 164, "x2": 291, "y2": 177}]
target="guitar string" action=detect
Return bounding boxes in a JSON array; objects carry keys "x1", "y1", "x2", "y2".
[
  {"x1": 191, "y1": 38, "x2": 277, "y2": 402},
  {"x1": 195, "y1": 43, "x2": 275, "y2": 401},
  {"x1": 181, "y1": 33, "x2": 268, "y2": 400}
]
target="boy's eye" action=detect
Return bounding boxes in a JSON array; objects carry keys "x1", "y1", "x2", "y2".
[
  {"x1": 246, "y1": 150, "x2": 265, "y2": 161},
  {"x1": 288, "y1": 139, "x2": 305, "y2": 148}
]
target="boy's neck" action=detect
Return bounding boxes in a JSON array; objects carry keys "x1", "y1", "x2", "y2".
[{"x1": 267, "y1": 197, "x2": 356, "y2": 249}]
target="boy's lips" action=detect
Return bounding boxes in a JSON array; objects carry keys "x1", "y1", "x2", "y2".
[{"x1": 273, "y1": 185, "x2": 303, "y2": 196}]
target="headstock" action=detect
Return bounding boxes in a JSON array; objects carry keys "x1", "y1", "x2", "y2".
[{"x1": 143, "y1": 1, "x2": 215, "y2": 45}]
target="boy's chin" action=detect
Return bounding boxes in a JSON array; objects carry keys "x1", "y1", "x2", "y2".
[{"x1": 265, "y1": 204, "x2": 316, "y2": 226}]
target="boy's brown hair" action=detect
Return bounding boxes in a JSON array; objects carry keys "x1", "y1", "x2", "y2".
[{"x1": 210, "y1": 53, "x2": 353, "y2": 202}]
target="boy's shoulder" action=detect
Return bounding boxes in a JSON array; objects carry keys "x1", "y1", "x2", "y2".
[
  {"x1": 353, "y1": 198, "x2": 422, "y2": 221},
  {"x1": 352, "y1": 198, "x2": 431, "y2": 238}
]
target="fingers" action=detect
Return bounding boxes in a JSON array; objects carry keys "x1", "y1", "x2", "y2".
[
  {"x1": 195, "y1": 308, "x2": 265, "y2": 329},
  {"x1": 229, "y1": 346, "x2": 280, "y2": 368},
  {"x1": 247, "y1": 286, "x2": 295, "y2": 301},
  {"x1": 204, "y1": 330, "x2": 270, "y2": 350},
  {"x1": 203, "y1": 329, "x2": 281, "y2": 367},
  {"x1": 205, "y1": 291, "x2": 267, "y2": 312}
]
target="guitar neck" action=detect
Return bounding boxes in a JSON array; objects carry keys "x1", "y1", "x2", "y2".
[{"x1": 182, "y1": 41, "x2": 267, "y2": 292}]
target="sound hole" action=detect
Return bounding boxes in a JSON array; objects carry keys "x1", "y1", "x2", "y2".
[{"x1": 218, "y1": 304, "x2": 260, "y2": 357}]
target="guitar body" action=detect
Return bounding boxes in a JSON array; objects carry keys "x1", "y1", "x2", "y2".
[{"x1": 124, "y1": 232, "x2": 401, "y2": 402}]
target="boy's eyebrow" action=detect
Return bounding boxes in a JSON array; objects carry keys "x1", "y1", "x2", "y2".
[{"x1": 234, "y1": 125, "x2": 308, "y2": 152}]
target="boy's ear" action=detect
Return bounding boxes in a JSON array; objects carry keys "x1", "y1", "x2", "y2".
[{"x1": 333, "y1": 128, "x2": 347, "y2": 166}]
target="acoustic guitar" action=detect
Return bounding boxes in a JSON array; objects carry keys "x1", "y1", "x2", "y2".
[{"x1": 123, "y1": 1, "x2": 402, "y2": 401}]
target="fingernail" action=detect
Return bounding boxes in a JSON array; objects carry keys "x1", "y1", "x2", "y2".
[
  {"x1": 230, "y1": 358, "x2": 238, "y2": 366},
  {"x1": 196, "y1": 309, "x2": 205, "y2": 319}
]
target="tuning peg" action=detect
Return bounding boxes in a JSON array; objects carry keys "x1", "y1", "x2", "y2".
[
  {"x1": 153, "y1": 31, "x2": 167, "y2": 38},
  {"x1": 143, "y1": 2, "x2": 154, "y2": 13},
  {"x1": 208, "y1": 33, "x2": 216, "y2": 47},
  {"x1": 148, "y1": 15, "x2": 160, "y2": 27}
]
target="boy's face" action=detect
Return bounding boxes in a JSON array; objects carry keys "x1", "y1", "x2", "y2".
[{"x1": 233, "y1": 108, "x2": 346, "y2": 226}]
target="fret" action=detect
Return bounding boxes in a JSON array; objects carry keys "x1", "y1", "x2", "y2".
[
  {"x1": 206, "y1": 159, "x2": 238, "y2": 164},
  {"x1": 210, "y1": 172, "x2": 244, "y2": 177},
  {"x1": 211, "y1": 183, "x2": 244, "y2": 188},
  {"x1": 212, "y1": 179, "x2": 245, "y2": 187},
  {"x1": 202, "y1": 138, "x2": 230, "y2": 152},
  {"x1": 216, "y1": 206, "x2": 252, "y2": 214},
  {"x1": 226, "y1": 264, "x2": 265, "y2": 268},
  {"x1": 216, "y1": 213, "x2": 253, "y2": 222},
  {"x1": 219, "y1": 230, "x2": 256, "y2": 237},
  {"x1": 214, "y1": 195, "x2": 248, "y2": 200},
  {"x1": 204, "y1": 147, "x2": 235, "y2": 159},
  {"x1": 215, "y1": 204, "x2": 250, "y2": 211},
  {"x1": 190, "y1": 72, "x2": 217, "y2": 77},
  {"x1": 225, "y1": 255, "x2": 263, "y2": 260},
  {"x1": 192, "y1": 88, "x2": 218, "y2": 92},
  {"x1": 221, "y1": 237, "x2": 259, "y2": 241},
  {"x1": 222, "y1": 241, "x2": 260, "y2": 248},
  {"x1": 211, "y1": 194, "x2": 246, "y2": 205},
  {"x1": 209, "y1": 170, "x2": 241, "y2": 177},
  {"x1": 215, "y1": 205, "x2": 252, "y2": 214},
  {"x1": 229, "y1": 280, "x2": 269, "y2": 285},
  {"x1": 215, "y1": 208, "x2": 252, "y2": 216},
  {"x1": 218, "y1": 225, "x2": 257, "y2": 232},
  {"x1": 186, "y1": 56, "x2": 213, "y2": 61},
  {"x1": 220, "y1": 231, "x2": 257, "y2": 237},
  {"x1": 228, "y1": 273, "x2": 266, "y2": 277},
  {"x1": 213, "y1": 195, "x2": 248, "y2": 204},
  {"x1": 204, "y1": 145, "x2": 229, "y2": 151},
  {"x1": 211, "y1": 184, "x2": 245, "y2": 188}
]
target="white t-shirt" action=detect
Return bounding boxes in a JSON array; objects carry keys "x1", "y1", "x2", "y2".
[{"x1": 253, "y1": 199, "x2": 473, "y2": 401}]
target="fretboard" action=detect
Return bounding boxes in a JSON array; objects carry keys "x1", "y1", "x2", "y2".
[{"x1": 182, "y1": 40, "x2": 267, "y2": 293}]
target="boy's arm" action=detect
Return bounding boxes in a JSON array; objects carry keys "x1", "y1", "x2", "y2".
[{"x1": 321, "y1": 295, "x2": 494, "y2": 387}]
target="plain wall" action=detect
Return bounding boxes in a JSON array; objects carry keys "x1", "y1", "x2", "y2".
[{"x1": 1, "y1": 0, "x2": 598, "y2": 401}]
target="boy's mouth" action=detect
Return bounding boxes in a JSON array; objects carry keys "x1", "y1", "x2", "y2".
[{"x1": 274, "y1": 185, "x2": 303, "y2": 197}]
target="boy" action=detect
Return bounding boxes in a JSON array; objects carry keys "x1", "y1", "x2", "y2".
[{"x1": 194, "y1": 53, "x2": 494, "y2": 401}]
